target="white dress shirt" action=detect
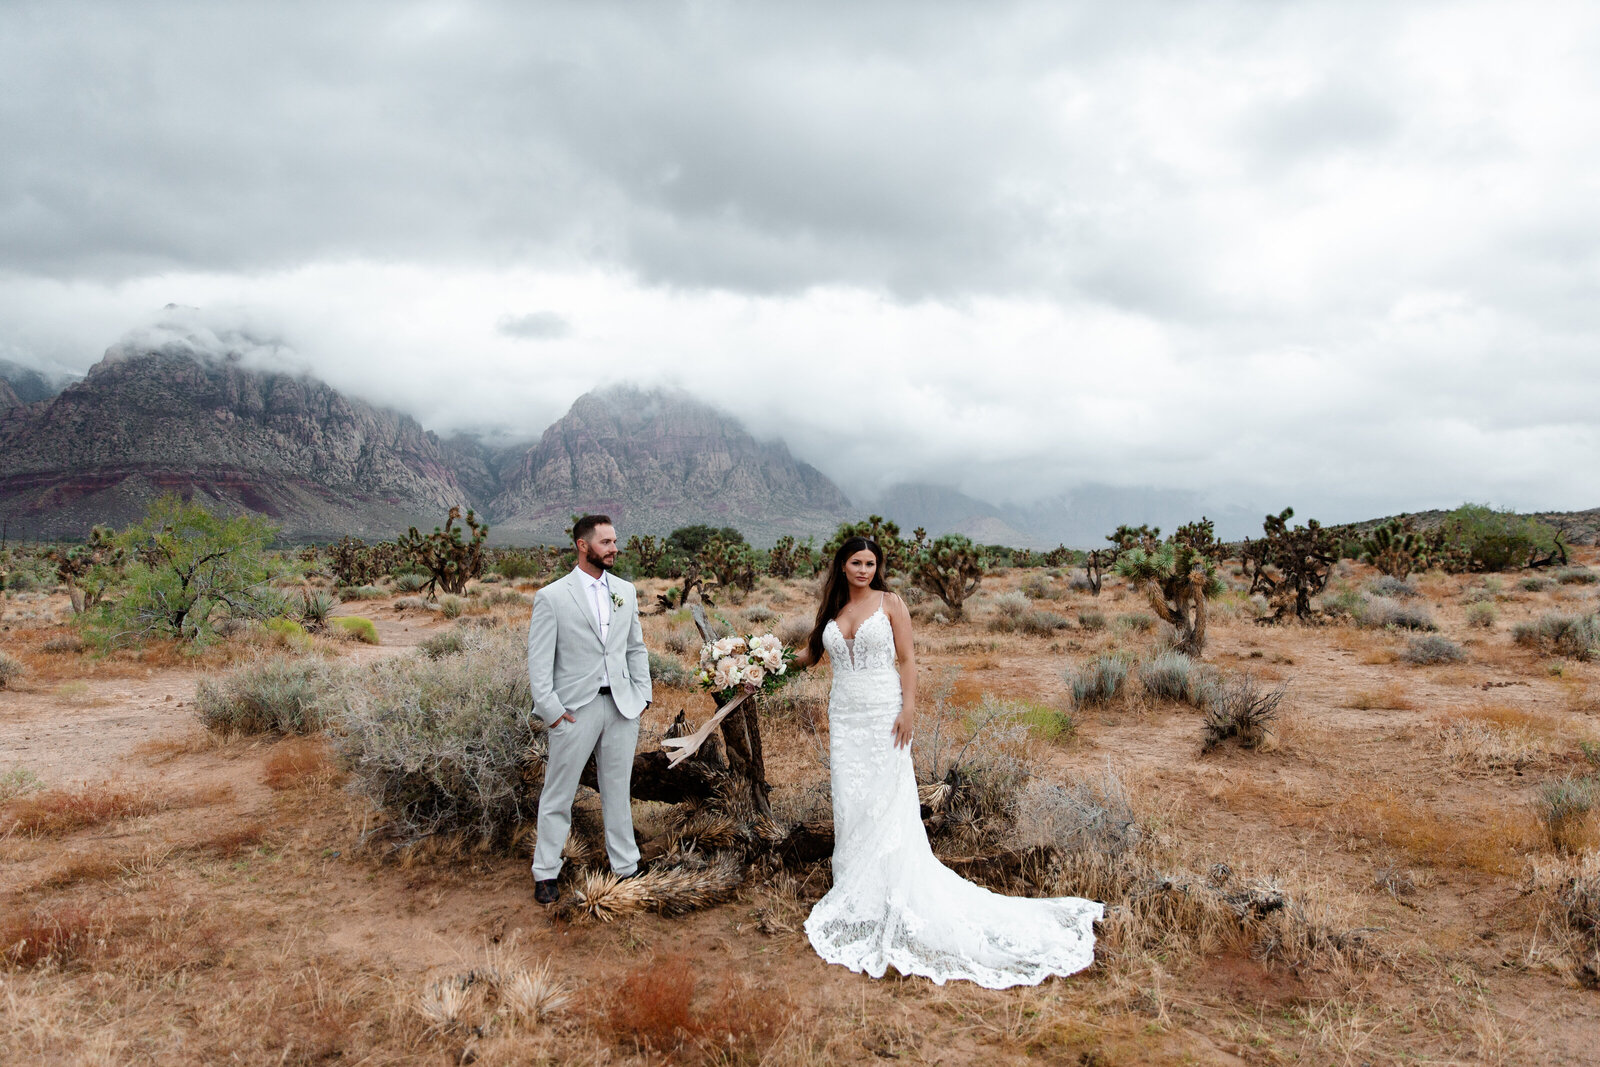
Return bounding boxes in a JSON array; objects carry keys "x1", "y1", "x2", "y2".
[{"x1": 576, "y1": 567, "x2": 612, "y2": 687}]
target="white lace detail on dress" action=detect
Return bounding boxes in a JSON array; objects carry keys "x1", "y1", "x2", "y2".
[{"x1": 804, "y1": 606, "x2": 1103, "y2": 989}]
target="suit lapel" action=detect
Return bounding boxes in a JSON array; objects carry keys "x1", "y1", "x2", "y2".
[{"x1": 566, "y1": 575, "x2": 604, "y2": 643}]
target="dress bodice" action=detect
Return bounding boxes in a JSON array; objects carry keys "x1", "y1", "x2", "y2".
[{"x1": 824, "y1": 606, "x2": 896, "y2": 672}]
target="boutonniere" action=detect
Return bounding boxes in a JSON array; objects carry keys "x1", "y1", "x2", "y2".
[{"x1": 610, "y1": 590, "x2": 625, "y2": 611}]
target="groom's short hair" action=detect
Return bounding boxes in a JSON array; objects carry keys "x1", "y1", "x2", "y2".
[{"x1": 572, "y1": 514, "x2": 613, "y2": 545}]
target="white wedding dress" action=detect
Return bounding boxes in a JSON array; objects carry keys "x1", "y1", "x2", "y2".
[{"x1": 804, "y1": 600, "x2": 1104, "y2": 988}]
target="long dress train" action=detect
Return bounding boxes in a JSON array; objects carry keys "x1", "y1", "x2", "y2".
[{"x1": 803, "y1": 603, "x2": 1103, "y2": 988}]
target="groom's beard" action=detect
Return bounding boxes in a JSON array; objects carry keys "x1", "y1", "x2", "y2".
[{"x1": 583, "y1": 544, "x2": 615, "y2": 571}]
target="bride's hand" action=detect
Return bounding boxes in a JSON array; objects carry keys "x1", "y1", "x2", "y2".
[{"x1": 891, "y1": 709, "x2": 914, "y2": 749}]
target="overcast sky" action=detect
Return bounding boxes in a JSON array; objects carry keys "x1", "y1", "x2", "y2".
[{"x1": 1, "y1": 0, "x2": 1596, "y2": 519}]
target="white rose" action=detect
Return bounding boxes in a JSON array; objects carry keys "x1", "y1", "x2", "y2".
[
  {"x1": 712, "y1": 637, "x2": 735, "y2": 657},
  {"x1": 741, "y1": 663, "x2": 765, "y2": 687},
  {"x1": 760, "y1": 648, "x2": 783, "y2": 671}
]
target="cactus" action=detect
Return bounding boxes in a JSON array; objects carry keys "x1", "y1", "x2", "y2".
[
  {"x1": 767, "y1": 535, "x2": 803, "y2": 579},
  {"x1": 1114, "y1": 519, "x2": 1222, "y2": 655},
  {"x1": 697, "y1": 535, "x2": 759, "y2": 595},
  {"x1": 50, "y1": 526, "x2": 123, "y2": 614},
  {"x1": 1041, "y1": 544, "x2": 1074, "y2": 568},
  {"x1": 824, "y1": 516, "x2": 909, "y2": 576},
  {"x1": 911, "y1": 533, "x2": 986, "y2": 617},
  {"x1": 624, "y1": 534, "x2": 667, "y2": 577},
  {"x1": 397, "y1": 507, "x2": 488, "y2": 598},
  {"x1": 327, "y1": 536, "x2": 400, "y2": 586},
  {"x1": 1359, "y1": 515, "x2": 1427, "y2": 578},
  {"x1": 1241, "y1": 507, "x2": 1338, "y2": 620}
]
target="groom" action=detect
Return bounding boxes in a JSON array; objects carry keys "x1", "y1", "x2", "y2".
[{"x1": 527, "y1": 514, "x2": 652, "y2": 905}]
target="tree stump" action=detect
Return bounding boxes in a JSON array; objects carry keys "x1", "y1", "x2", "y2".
[{"x1": 689, "y1": 603, "x2": 772, "y2": 817}]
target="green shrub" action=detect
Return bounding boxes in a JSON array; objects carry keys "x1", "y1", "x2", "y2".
[
  {"x1": 84, "y1": 495, "x2": 283, "y2": 646},
  {"x1": 1521, "y1": 576, "x2": 1552, "y2": 592},
  {"x1": 1441, "y1": 504, "x2": 1559, "y2": 572},
  {"x1": 331, "y1": 616, "x2": 379, "y2": 644},
  {"x1": 393, "y1": 573, "x2": 429, "y2": 593},
  {"x1": 338, "y1": 585, "x2": 386, "y2": 601},
  {"x1": 1401, "y1": 635, "x2": 1465, "y2": 665},
  {"x1": 1138, "y1": 651, "x2": 1216, "y2": 706},
  {"x1": 1068, "y1": 655, "x2": 1128, "y2": 708},
  {"x1": 1010, "y1": 700, "x2": 1078, "y2": 743},
  {"x1": 1535, "y1": 776, "x2": 1596, "y2": 853},
  {"x1": 1017, "y1": 609, "x2": 1070, "y2": 636},
  {"x1": 195, "y1": 655, "x2": 343, "y2": 735},
  {"x1": 1366, "y1": 575, "x2": 1418, "y2": 600},
  {"x1": 1020, "y1": 574, "x2": 1057, "y2": 600},
  {"x1": 494, "y1": 554, "x2": 542, "y2": 581},
  {"x1": 419, "y1": 629, "x2": 466, "y2": 659},
  {"x1": 1556, "y1": 567, "x2": 1598, "y2": 586},
  {"x1": 0, "y1": 650, "x2": 23, "y2": 689},
  {"x1": 1466, "y1": 602, "x2": 1498, "y2": 628},
  {"x1": 648, "y1": 650, "x2": 695, "y2": 689},
  {"x1": 1115, "y1": 612, "x2": 1156, "y2": 634},
  {"x1": 993, "y1": 591, "x2": 1029, "y2": 619},
  {"x1": 439, "y1": 595, "x2": 464, "y2": 619},
  {"x1": 1077, "y1": 610, "x2": 1107, "y2": 631},
  {"x1": 1513, "y1": 613, "x2": 1600, "y2": 660},
  {"x1": 1320, "y1": 587, "x2": 1363, "y2": 617},
  {"x1": 337, "y1": 628, "x2": 537, "y2": 849},
  {"x1": 742, "y1": 604, "x2": 779, "y2": 626},
  {"x1": 1355, "y1": 596, "x2": 1436, "y2": 631},
  {"x1": 265, "y1": 617, "x2": 311, "y2": 650}
]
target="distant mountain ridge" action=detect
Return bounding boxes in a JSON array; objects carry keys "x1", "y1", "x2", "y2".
[
  {"x1": 0, "y1": 344, "x2": 468, "y2": 541},
  {"x1": 481, "y1": 386, "x2": 854, "y2": 544},
  {"x1": 870, "y1": 482, "x2": 1262, "y2": 548}
]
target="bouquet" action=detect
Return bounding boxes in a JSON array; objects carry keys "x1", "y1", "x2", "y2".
[
  {"x1": 663, "y1": 632, "x2": 795, "y2": 768},
  {"x1": 696, "y1": 632, "x2": 794, "y2": 702}
]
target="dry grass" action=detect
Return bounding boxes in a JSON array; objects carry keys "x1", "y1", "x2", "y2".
[
  {"x1": 1346, "y1": 683, "x2": 1416, "y2": 710},
  {"x1": 602, "y1": 952, "x2": 789, "y2": 1061},
  {"x1": 0, "y1": 906, "x2": 103, "y2": 969},
  {"x1": 0, "y1": 783, "x2": 162, "y2": 836},
  {"x1": 261, "y1": 737, "x2": 339, "y2": 790}
]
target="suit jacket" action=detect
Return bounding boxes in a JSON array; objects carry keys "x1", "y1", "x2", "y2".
[{"x1": 527, "y1": 569, "x2": 652, "y2": 727}]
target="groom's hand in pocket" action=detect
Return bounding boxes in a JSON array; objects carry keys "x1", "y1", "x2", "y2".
[{"x1": 555, "y1": 711, "x2": 577, "y2": 727}]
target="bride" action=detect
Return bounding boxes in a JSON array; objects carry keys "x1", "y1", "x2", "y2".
[{"x1": 791, "y1": 537, "x2": 1103, "y2": 988}]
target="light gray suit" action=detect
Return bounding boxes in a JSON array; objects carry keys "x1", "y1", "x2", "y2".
[{"x1": 527, "y1": 567, "x2": 652, "y2": 880}]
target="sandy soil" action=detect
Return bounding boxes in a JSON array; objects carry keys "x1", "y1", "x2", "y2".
[{"x1": 2, "y1": 557, "x2": 1598, "y2": 1064}]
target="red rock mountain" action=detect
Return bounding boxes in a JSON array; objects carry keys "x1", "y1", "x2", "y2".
[
  {"x1": 0, "y1": 344, "x2": 468, "y2": 541},
  {"x1": 486, "y1": 386, "x2": 852, "y2": 544}
]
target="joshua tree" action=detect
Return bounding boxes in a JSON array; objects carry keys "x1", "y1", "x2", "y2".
[
  {"x1": 825, "y1": 515, "x2": 910, "y2": 575},
  {"x1": 698, "y1": 535, "x2": 760, "y2": 596},
  {"x1": 1042, "y1": 544, "x2": 1074, "y2": 568},
  {"x1": 767, "y1": 535, "x2": 802, "y2": 579},
  {"x1": 398, "y1": 507, "x2": 488, "y2": 597},
  {"x1": 1244, "y1": 507, "x2": 1338, "y2": 620},
  {"x1": 1114, "y1": 519, "x2": 1222, "y2": 655},
  {"x1": 911, "y1": 533, "x2": 986, "y2": 617},
  {"x1": 1359, "y1": 515, "x2": 1427, "y2": 578},
  {"x1": 624, "y1": 534, "x2": 668, "y2": 577},
  {"x1": 50, "y1": 526, "x2": 123, "y2": 614},
  {"x1": 328, "y1": 536, "x2": 399, "y2": 586}
]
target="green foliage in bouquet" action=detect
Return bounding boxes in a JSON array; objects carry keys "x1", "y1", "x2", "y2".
[
  {"x1": 1114, "y1": 518, "x2": 1223, "y2": 656},
  {"x1": 397, "y1": 506, "x2": 488, "y2": 597},
  {"x1": 84, "y1": 495, "x2": 284, "y2": 646},
  {"x1": 911, "y1": 533, "x2": 986, "y2": 617}
]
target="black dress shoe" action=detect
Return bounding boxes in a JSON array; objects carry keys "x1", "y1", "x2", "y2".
[
  {"x1": 534, "y1": 878, "x2": 559, "y2": 905},
  {"x1": 616, "y1": 865, "x2": 647, "y2": 882}
]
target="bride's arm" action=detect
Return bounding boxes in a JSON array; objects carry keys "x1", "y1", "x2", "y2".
[
  {"x1": 791, "y1": 645, "x2": 818, "y2": 670},
  {"x1": 886, "y1": 593, "x2": 917, "y2": 748}
]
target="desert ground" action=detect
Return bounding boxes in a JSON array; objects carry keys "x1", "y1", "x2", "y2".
[{"x1": 2, "y1": 554, "x2": 1598, "y2": 1065}]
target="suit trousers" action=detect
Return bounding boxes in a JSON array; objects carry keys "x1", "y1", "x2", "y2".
[{"x1": 531, "y1": 690, "x2": 640, "y2": 880}]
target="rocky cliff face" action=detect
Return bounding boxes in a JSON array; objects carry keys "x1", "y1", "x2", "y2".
[
  {"x1": 488, "y1": 386, "x2": 853, "y2": 544},
  {"x1": 0, "y1": 377, "x2": 20, "y2": 412},
  {"x1": 0, "y1": 344, "x2": 469, "y2": 541}
]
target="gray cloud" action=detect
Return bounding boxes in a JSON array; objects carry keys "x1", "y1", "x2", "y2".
[
  {"x1": 496, "y1": 311, "x2": 570, "y2": 340},
  {"x1": 0, "y1": 0, "x2": 1595, "y2": 520}
]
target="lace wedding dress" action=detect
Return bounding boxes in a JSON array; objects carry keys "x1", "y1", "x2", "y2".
[{"x1": 804, "y1": 600, "x2": 1103, "y2": 988}]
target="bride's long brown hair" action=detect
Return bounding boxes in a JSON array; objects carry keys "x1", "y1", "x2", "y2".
[{"x1": 807, "y1": 537, "x2": 888, "y2": 663}]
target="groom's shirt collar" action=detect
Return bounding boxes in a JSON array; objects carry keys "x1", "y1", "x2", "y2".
[{"x1": 571, "y1": 566, "x2": 609, "y2": 591}]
